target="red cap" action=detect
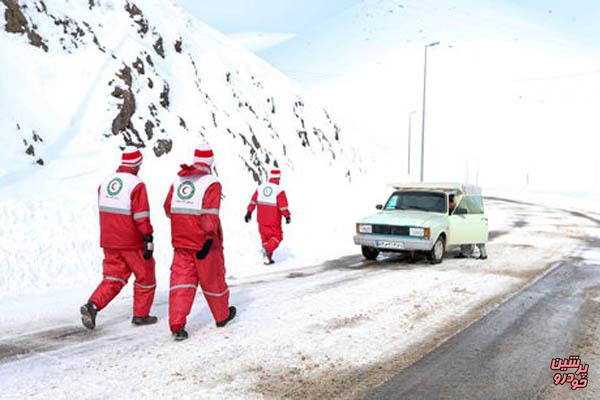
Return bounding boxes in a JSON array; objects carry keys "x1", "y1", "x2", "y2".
[
  {"x1": 121, "y1": 146, "x2": 143, "y2": 167},
  {"x1": 194, "y1": 144, "x2": 214, "y2": 167}
]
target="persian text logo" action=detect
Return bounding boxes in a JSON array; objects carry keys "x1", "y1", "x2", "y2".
[
  {"x1": 551, "y1": 355, "x2": 589, "y2": 390},
  {"x1": 177, "y1": 181, "x2": 196, "y2": 200},
  {"x1": 107, "y1": 178, "x2": 123, "y2": 196}
]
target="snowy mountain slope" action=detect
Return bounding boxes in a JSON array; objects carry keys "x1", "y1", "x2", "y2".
[
  {"x1": 261, "y1": 0, "x2": 600, "y2": 191},
  {"x1": 175, "y1": 0, "x2": 361, "y2": 52},
  {"x1": 262, "y1": 0, "x2": 536, "y2": 83},
  {"x1": 0, "y1": 0, "x2": 355, "y2": 185},
  {"x1": 0, "y1": 0, "x2": 365, "y2": 298}
]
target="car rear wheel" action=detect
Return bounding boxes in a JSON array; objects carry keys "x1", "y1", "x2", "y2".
[
  {"x1": 427, "y1": 236, "x2": 445, "y2": 264},
  {"x1": 361, "y1": 246, "x2": 380, "y2": 261}
]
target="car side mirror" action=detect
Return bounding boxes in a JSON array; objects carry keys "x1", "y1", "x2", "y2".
[{"x1": 376, "y1": 204, "x2": 383, "y2": 210}]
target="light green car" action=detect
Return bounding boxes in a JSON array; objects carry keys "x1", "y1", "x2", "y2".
[{"x1": 354, "y1": 183, "x2": 489, "y2": 264}]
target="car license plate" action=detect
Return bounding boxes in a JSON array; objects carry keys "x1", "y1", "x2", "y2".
[{"x1": 376, "y1": 240, "x2": 405, "y2": 250}]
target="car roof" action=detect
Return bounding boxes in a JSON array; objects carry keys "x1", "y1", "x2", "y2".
[{"x1": 389, "y1": 182, "x2": 482, "y2": 195}]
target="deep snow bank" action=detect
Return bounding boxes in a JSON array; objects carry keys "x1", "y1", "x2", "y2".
[{"x1": 0, "y1": 0, "x2": 366, "y2": 298}]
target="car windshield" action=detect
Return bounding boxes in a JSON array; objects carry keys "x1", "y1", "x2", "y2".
[{"x1": 384, "y1": 191, "x2": 447, "y2": 213}]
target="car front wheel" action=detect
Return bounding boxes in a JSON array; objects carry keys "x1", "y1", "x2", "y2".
[
  {"x1": 427, "y1": 236, "x2": 445, "y2": 264},
  {"x1": 361, "y1": 246, "x2": 380, "y2": 261}
]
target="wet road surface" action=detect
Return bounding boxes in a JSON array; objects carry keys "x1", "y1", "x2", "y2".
[{"x1": 365, "y1": 263, "x2": 600, "y2": 400}]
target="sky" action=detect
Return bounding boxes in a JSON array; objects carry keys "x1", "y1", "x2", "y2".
[
  {"x1": 176, "y1": 0, "x2": 600, "y2": 53},
  {"x1": 175, "y1": 0, "x2": 360, "y2": 51},
  {"x1": 176, "y1": 0, "x2": 600, "y2": 193},
  {"x1": 505, "y1": 0, "x2": 600, "y2": 50}
]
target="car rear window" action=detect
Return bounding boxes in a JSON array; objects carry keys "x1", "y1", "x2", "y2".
[{"x1": 385, "y1": 191, "x2": 446, "y2": 213}]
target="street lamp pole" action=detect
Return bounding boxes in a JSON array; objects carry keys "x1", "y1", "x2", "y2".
[
  {"x1": 408, "y1": 111, "x2": 416, "y2": 176},
  {"x1": 420, "y1": 41, "x2": 440, "y2": 183}
]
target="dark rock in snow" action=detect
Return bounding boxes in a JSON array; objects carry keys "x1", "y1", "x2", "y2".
[
  {"x1": 153, "y1": 139, "x2": 172, "y2": 157},
  {"x1": 125, "y1": 2, "x2": 148, "y2": 36},
  {"x1": 251, "y1": 135, "x2": 261, "y2": 149},
  {"x1": 144, "y1": 120, "x2": 154, "y2": 140},
  {"x1": 116, "y1": 65, "x2": 133, "y2": 87},
  {"x1": 111, "y1": 66, "x2": 136, "y2": 136},
  {"x1": 2, "y1": 0, "x2": 48, "y2": 51},
  {"x1": 145, "y1": 53, "x2": 154, "y2": 67},
  {"x1": 132, "y1": 57, "x2": 144, "y2": 75},
  {"x1": 153, "y1": 35, "x2": 165, "y2": 58},
  {"x1": 297, "y1": 130, "x2": 309, "y2": 147},
  {"x1": 159, "y1": 82, "x2": 170, "y2": 109}
]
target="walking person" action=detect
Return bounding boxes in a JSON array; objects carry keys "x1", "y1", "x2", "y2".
[
  {"x1": 164, "y1": 144, "x2": 236, "y2": 341},
  {"x1": 245, "y1": 169, "x2": 291, "y2": 265},
  {"x1": 81, "y1": 146, "x2": 158, "y2": 330}
]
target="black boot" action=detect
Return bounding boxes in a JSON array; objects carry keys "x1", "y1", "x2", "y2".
[
  {"x1": 216, "y1": 306, "x2": 237, "y2": 328},
  {"x1": 173, "y1": 328, "x2": 189, "y2": 341},
  {"x1": 262, "y1": 248, "x2": 273, "y2": 265},
  {"x1": 80, "y1": 301, "x2": 97, "y2": 330},
  {"x1": 132, "y1": 316, "x2": 158, "y2": 326}
]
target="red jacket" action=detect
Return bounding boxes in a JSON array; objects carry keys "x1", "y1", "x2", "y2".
[
  {"x1": 98, "y1": 166, "x2": 153, "y2": 249},
  {"x1": 164, "y1": 164, "x2": 223, "y2": 250},
  {"x1": 247, "y1": 178, "x2": 291, "y2": 226}
]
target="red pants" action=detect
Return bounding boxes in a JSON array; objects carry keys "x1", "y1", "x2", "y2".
[
  {"x1": 169, "y1": 247, "x2": 230, "y2": 332},
  {"x1": 259, "y1": 224, "x2": 283, "y2": 255},
  {"x1": 89, "y1": 249, "x2": 156, "y2": 317}
]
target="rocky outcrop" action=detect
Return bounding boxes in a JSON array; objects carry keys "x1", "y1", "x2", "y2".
[
  {"x1": 2, "y1": 0, "x2": 47, "y2": 51},
  {"x1": 111, "y1": 66, "x2": 138, "y2": 143}
]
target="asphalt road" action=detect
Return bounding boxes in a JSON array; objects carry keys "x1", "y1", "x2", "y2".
[{"x1": 365, "y1": 263, "x2": 600, "y2": 400}]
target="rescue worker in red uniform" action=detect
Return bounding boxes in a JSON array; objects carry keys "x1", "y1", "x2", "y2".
[
  {"x1": 245, "y1": 169, "x2": 291, "y2": 265},
  {"x1": 80, "y1": 147, "x2": 158, "y2": 330},
  {"x1": 164, "y1": 144, "x2": 236, "y2": 341}
]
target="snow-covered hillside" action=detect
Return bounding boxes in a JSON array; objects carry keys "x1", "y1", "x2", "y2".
[
  {"x1": 1, "y1": 0, "x2": 356, "y2": 181},
  {"x1": 0, "y1": 0, "x2": 364, "y2": 298}
]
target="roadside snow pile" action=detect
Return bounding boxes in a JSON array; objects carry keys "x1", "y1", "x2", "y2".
[{"x1": 0, "y1": 0, "x2": 364, "y2": 298}]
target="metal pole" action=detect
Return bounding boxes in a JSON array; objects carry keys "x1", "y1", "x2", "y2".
[
  {"x1": 408, "y1": 111, "x2": 415, "y2": 176},
  {"x1": 420, "y1": 42, "x2": 439, "y2": 183},
  {"x1": 420, "y1": 46, "x2": 429, "y2": 183}
]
